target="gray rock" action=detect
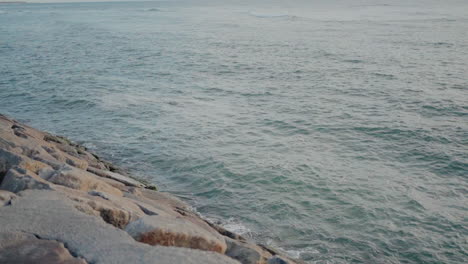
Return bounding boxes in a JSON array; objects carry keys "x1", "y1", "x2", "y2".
[
  {"x1": 125, "y1": 214, "x2": 228, "y2": 254},
  {"x1": 88, "y1": 190, "x2": 111, "y2": 200},
  {"x1": 60, "y1": 186, "x2": 163, "y2": 229},
  {"x1": 0, "y1": 190, "x2": 239, "y2": 264},
  {"x1": 1, "y1": 167, "x2": 52, "y2": 193},
  {"x1": 0, "y1": 148, "x2": 50, "y2": 176},
  {"x1": 267, "y1": 256, "x2": 290, "y2": 264},
  {"x1": 47, "y1": 165, "x2": 123, "y2": 196},
  {"x1": 225, "y1": 237, "x2": 263, "y2": 264},
  {"x1": 87, "y1": 167, "x2": 144, "y2": 188},
  {"x1": 0, "y1": 190, "x2": 16, "y2": 206}
]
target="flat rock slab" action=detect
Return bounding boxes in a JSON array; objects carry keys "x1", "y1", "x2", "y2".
[
  {"x1": 87, "y1": 167, "x2": 144, "y2": 188},
  {"x1": 0, "y1": 189, "x2": 239, "y2": 264}
]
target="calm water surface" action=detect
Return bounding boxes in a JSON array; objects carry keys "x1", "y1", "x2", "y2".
[{"x1": 1, "y1": 1, "x2": 467, "y2": 263}]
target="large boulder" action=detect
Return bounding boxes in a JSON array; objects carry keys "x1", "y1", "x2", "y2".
[
  {"x1": 43, "y1": 165, "x2": 123, "y2": 197},
  {"x1": 125, "y1": 215, "x2": 228, "y2": 254}
]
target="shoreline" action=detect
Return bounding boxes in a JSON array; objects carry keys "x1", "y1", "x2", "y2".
[{"x1": 0, "y1": 113, "x2": 302, "y2": 264}]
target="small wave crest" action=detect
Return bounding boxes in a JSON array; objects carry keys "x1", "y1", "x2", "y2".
[
  {"x1": 221, "y1": 217, "x2": 253, "y2": 237},
  {"x1": 142, "y1": 8, "x2": 161, "y2": 12},
  {"x1": 248, "y1": 11, "x2": 297, "y2": 20}
]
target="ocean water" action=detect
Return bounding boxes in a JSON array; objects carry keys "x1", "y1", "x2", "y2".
[{"x1": 1, "y1": 0, "x2": 467, "y2": 263}]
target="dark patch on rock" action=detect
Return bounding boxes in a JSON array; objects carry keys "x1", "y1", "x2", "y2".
[
  {"x1": 11, "y1": 124, "x2": 24, "y2": 130},
  {"x1": 13, "y1": 130, "x2": 28, "y2": 139},
  {"x1": 0, "y1": 170, "x2": 6, "y2": 185},
  {"x1": 225, "y1": 238, "x2": 262, "y2": 264},
  {"x1": 136, "y1": 204, "x2": 158, "y2": 216},
  {"x1": 99, "y1": 207, "x2": 131, "y2": 229},
  {"x1": 268, "y1": 256, "x2": 290, "y2": 264}
]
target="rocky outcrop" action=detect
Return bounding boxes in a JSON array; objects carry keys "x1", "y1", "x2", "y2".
[{"x1": 0, "y1": 114, "x2": 301, "y2": 264}]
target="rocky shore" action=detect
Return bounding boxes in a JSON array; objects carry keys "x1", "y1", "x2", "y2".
[{"x1": 0, "y1": 114, "x2": 301, "y2": 264}]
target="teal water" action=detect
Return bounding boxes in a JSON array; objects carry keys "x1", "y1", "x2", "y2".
[{"x1": 1, "y1": 1, "x2": 467, "y2": 263}]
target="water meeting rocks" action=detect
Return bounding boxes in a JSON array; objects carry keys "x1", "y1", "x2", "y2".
[{"x1": 0, "y1": 114, "x2": 300, "y2": 264}]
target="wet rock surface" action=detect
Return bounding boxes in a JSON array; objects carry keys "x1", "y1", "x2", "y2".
[{"x1": 0, "y1": 114, "x2": 299, "y2": 264}]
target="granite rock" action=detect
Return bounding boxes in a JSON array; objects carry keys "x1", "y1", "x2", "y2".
[{"x1": 126, "y1": 215, "x2": 228, "y2": 254}]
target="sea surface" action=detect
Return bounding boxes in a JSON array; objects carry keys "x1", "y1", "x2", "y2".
[{"x1": 1, "y1": 0, "x2": 467, "y2": 263}]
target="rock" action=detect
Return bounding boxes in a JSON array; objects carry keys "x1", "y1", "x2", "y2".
[
  {"x1": 125, "y1": 189, "x2": 232, "y2": 249},
  {"x1": 64, "y1": 188, "x2": 138, "y2": 228},
  {"x1": 95, "y1": 204, "x2": 132, "y2": 229},
  {"x1": 0, "y1": 167, "x2": 52, "y2": 193},
  {"x1": 40, "y1": 144, "x2": 89, "y2": 170},
  {"x1": 88, "y1": 191, "x2": 111, "y2": 200},
  {"x1": 125, "y1": 215, "x2": 228, "y2": 254},
  {"x1": 0, "y1": 115, "x2": 299, "y2": 264},
  {"x1": 0, "y1": 190, "x2": 240, "y2": 264},
  {"x1": 98, "y1": 177, "x2": 127, "y2": 190},
  {"x1": 0, "y1": 231, "x2": 37, "y2": 248},
  {"x1": 125, "y1": 188, "x2": 194, "y2": 217},
  {"x1": 140, "y1": 189, "x2": 190, "y2": 210},
  {"x1": 225, "y1": 237, "x2": 267, "y2": 264},
  {"x1": 60, "y1": 186, "x2": 168, "y2": 229},
  {"x1": 0, "y1": 190, "x2": 16, "y2": 206},
  {"x1": 267, "y1": 256, "x2": 290, "y2": 264},
  {"x1": 0, "y1": 148, "x2": 50, "y2": 175},
  {"x1": 87, "y1": 166, "x2": 144, "y2": 187},
  {"x1": 45, "y1": 165, "x2": 123, "y2": 197},
  {"x1": 0, "y1": 232, "x2": 87, "y2": 264},
  {"x1": 204, "y1": 219, "x2": 247, "y2": 241}
]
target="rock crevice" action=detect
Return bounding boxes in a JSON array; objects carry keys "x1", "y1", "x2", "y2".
[{"x1": 32, "y1": 233, "x2": 89, "y2": 264}]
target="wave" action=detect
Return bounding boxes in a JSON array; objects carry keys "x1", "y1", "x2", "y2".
[
  {"x1": 144, "y1": 8, "x2": 161, "y2": 12},
  {"x1": 221, "y1": 217, "x2": 253, "y2": 237},
  {"x1": 248, "y1": 11, "x2": 297, "y2": 20}
]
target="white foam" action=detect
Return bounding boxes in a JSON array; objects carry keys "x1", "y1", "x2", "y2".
[
  {"x1": 221, "y1": 217, "x2": 252, "y2": 237},
  {"x1": 279, "y1": 246, "x2": 320, "y2": 259}
]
